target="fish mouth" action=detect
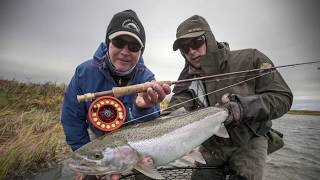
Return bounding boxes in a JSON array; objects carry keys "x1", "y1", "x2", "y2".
[
  {"x1": 68, "y1": 161, "x2": 112, "y2": 175},
  {"x1": 66, "y1": 157, "x2": 104, "y2": 175},
  {"x1": 69, "y1": 163, "x2": 104, "y2": 175}
]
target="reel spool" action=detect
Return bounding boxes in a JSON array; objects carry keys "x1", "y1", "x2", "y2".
[{"x1": 88, "y1": 96, "x2": 126, "y2": 132}]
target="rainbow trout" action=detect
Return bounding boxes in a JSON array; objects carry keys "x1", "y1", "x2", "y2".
[{"x1": 68, "y1": 107, "x2": 229, "y2": 179}]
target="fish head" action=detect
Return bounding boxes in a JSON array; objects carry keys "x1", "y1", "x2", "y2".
[{"x1": 68, "y1": 138, "x2": 139, "y2": 175}]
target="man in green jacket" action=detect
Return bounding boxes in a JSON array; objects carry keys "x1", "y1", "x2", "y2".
[{"x1": 168, "y1": 15, "x2": 293, "y2": 180}]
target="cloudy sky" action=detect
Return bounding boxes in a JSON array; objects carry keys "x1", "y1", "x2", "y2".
[{"x1": 1, "y1": 0, "x2": 320, "y2": 108}]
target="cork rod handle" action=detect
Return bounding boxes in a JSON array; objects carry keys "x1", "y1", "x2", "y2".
[{"x1": 112, "y1": 81, "x2": 172, "y2": 97}]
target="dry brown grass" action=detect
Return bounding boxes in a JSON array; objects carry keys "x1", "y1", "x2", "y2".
[{"x1": 0, "y1": 80, "x2": 71, "y2": 179}]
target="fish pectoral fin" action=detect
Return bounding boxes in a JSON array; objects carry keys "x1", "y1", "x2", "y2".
[
  {"x1": 134, "y1": 163, "x2": 164, "y2": 180},
  {"x1": 214, "y1": 123, "x2": 229, "y2": 138},
  {"x1": 187, "y1": 147, "x2": 206, "y2": 164},
  {"x1": 169, "y1": 158, "x2": 195, "y2": 167}
]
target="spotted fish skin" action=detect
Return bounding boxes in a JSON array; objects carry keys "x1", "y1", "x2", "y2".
[{"x1": 68, "y1": 107, "x2": 229, "y2": 178}]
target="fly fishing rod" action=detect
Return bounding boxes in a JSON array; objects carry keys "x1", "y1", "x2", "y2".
[
  {"x1": 77, "y1": 60, "x2": 320, "y2": 132},
  {"x1": 77, "y1": 60, "x2": 320, "y2": 102}
]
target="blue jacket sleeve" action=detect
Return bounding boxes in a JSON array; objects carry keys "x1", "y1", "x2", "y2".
[{"x1": 61, "y1": 68, "x2": 90, "y2": 151}]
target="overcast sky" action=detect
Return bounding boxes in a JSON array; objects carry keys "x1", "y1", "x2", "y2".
[{"x1": 1, "y1": 0, "x2": 320, "y2": 102}]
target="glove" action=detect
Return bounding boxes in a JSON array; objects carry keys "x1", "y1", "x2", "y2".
[{"x1": 221, "y1": 93, "x2": 242, "y2": 127}]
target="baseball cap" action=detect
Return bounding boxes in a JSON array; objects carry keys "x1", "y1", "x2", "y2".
[{"x1": 173, "y1": 15, "x2": 211, "y2": 51}]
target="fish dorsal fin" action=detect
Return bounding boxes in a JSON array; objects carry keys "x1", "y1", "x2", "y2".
[
  {"x1": 134, "y1": 163, "x2": 164, "y2": 179},
  {"x1": 169, "y1": 147, "x2": 206, "y2": 167}
]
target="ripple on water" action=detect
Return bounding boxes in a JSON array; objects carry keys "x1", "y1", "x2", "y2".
[{"x1": 264, "y1": 114, "x2": 320, "y2": 180}]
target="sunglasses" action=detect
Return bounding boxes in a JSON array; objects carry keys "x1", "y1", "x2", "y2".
[
  {"x1": 178, "y1": 35, "x2": 206, "y2": 54},
  {"x1": 110, "y1": 37, "x2": 142, "y2": 52}
]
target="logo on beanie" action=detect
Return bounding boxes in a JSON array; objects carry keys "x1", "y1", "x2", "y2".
[{"x1": 122, "y1": 19, "x2": 140, "y2": 33}]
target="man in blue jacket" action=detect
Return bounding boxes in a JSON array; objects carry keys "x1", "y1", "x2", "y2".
[{"x1": 61, "y1": 9, "x2": 171, "y2": 179}]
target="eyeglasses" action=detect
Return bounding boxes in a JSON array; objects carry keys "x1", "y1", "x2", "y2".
[
  {"x1": 178, "y1": 35, "x2": 206, "y2": 54},
  {"x1": 110, "y1": 37, "x2": 142, "y2": 52}
]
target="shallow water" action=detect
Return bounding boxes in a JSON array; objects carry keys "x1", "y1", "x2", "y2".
[
  {"x1": 264, "y1": 114, "x2": 320, "y2": 180},
  {"x1": 23, "y1": 114, "x2": 320, "y2": 180}
]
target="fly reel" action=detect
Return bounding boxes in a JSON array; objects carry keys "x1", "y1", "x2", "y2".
[{"x1": 88, "y1": 96, "x2": 126, "y2": 132}]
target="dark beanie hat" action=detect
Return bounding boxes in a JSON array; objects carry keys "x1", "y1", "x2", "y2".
[{"x1": 106, "y1": 10, "x2": 145, "y2": 48}]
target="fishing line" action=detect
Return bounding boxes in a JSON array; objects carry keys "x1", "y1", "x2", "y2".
[
  {"x1": 123, "y1": 71, "x2": 274, "y2": 125},
  {"x1": 190, "y1": 73, "x2": 265, "y2": 84}
]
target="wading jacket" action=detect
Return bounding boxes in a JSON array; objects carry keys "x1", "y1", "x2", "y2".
[
  {"x1": 168, "y1": 38, "x2": 293, "y2": 146},
  {"x1": 61, "y1": 42, "x2": 160, "y2": 151}
]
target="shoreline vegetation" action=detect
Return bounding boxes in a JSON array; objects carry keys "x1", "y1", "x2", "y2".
[
  {"x1": 0, "y1": 79, "x2": 68, "y2": 179},
  {"x1": 0, "y1": 79, "x2": 319, "y2": 179},
  {"x1": 287, "y1": 110, "x2": 320, "y2": 116}
]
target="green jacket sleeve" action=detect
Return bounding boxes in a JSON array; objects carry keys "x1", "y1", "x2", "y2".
[{"x1": 236, "y1": 49, "x2": 293, "y2": 123}]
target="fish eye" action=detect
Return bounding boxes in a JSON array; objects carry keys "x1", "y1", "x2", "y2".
[{"x1": 91, "y1": 152, "x2": 103, "y2": 160}]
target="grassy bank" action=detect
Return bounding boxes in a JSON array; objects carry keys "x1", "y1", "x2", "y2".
[{"x1": 0, "y1": 80, "x2": 70, "y2": 179}]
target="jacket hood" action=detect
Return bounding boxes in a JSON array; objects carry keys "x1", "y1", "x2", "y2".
[
  {"x1": 93, "y1": 42, "x2": 108, "y2": 64},
  {"x1": 173, "y1": 41, "x2": 230, "y2": 94},
  {"x1": 199, "y1": 39, "x2": 230, "y2": 75},
  {"x1": 182, "y1": 31, "x2": 230, "y2": 76}
]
